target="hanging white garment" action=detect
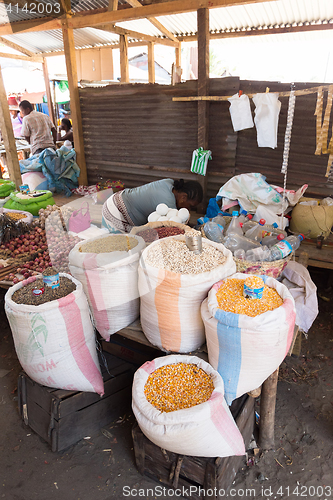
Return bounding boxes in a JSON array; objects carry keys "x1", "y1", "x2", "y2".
[
  {"x1": 228, "y1": 93, "x2": 254, "y2": 132},
  {"x1": 252, "y1": 93, "x2": 281, "y2": 149}
]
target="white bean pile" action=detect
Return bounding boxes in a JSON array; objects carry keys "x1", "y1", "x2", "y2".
[{"x1": 145, "y1": 239, "x2": 226, "y2": 274}]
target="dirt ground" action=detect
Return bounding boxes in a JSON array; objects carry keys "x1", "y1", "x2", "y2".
[{"x1": 0, "y1": 266, "x2": 332, "y2": 500}]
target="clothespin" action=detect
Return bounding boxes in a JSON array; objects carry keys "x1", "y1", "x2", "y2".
[
  {"x1": 265, "y1": 87, "x2": 270, "y2": 93},
  {"x1": 238, "y1": 90, "x2": 243, "y2": 97}
]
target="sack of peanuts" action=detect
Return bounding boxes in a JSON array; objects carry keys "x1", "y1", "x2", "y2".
[
  {"x1": 201, "y1": 273, "x2": 296, "y2": 405},
  {"x1": 132, "y1": 354, "x2": 245, "y2": 457},
  {"x1": 138, "y1": 234, "x2": 236, "y2": 353},
  {"x1": 69, "y1": 234, "x2": 146, "y2": 341},
  {"x1": 5, "y1": 274, "x2": 104, "y2": 395}
]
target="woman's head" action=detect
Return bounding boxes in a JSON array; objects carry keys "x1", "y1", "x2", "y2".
[
  {"x1": 173, "y1": 179, "x2": 203, "y2": 210},
  {"x1": 61, "y1": 118, "x2": 71, "y2": 131}
]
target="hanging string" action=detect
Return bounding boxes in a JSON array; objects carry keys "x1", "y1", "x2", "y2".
[{"x1": 280, "y1": 83, "x2": 296, "y2": 229}]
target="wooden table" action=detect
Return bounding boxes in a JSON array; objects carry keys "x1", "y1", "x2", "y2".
[
  {"x1": 295, "y1": 238, "x2": 333, "y2": 270},
  {"x1": 103, "y1": 320, "x2": 299, "y2": 451}
]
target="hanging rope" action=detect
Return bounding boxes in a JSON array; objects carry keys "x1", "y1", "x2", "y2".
[{"x1": 280, "y1": 83, "x2": 296, "y2": 229}]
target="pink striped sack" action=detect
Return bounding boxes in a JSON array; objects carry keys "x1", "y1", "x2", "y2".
[
  {"x1": 5, "y1": 274, "x2": 104, "y2": 395},
  {"x1": 138, "y1": 236, "x2": 236, "y2": 353},
  {"x1": 201, "y1": 273, "x2": 296, "y2": 405},
  {"x1": 132, "y1": 355, "x2": 245, "y2": 458},
  {"x1": 69, "y1": 234, "x2": 146, "y2": 341}
]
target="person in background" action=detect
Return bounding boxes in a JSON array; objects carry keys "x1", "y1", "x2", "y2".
[
  {"x1": 19, "y1": 100, "x2": 57, "y2": 155},
  {"x1": 9, "y1": 108, "x2": 23, "y2": 138},
  {"x1": 57, "y1": 118, "x2": 74, "y2": 147},
  {"x1": 102, "y1": 178, "x2": 203, "y2": 233}
]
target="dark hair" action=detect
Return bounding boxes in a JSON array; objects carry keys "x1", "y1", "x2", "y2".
[
  {"x1": 61, "y1": 118, "x2": 71, "y2": 129},
  {"x1": 173, "y1": 179, "x2": 203, "y2": 204},
  {"x1": 19, "y1": 100, "x2": 33, "y2": 111}
]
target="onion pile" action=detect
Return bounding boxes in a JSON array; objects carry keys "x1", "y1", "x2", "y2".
[{"x1": 37, "y1": 204, "x2": 74, "y2": 230}]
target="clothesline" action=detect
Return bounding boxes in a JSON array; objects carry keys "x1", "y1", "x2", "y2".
[{"x1": 172, "y1": 85, "x2": 333, "y2": 102}]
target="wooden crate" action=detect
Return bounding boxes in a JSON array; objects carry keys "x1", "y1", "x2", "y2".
[
  {"x1": 17, "y1": 351, "x2": 135, "y2": 452},
  {"x1": 132, "y1": 395, "x2": 254, "y2": 500}
]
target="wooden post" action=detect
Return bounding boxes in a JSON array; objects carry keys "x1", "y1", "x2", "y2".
[
  {"x1": 120, "y1": 34, "x2": 129, "y2": 83},
  {"x1": 42, "y1": 57, "x2": 56, "y2": 126},
  {"x1": 258, "y1": 368, "x2": 279, "y2": 450},
  {"x1": 62, "y1": 22, "x2": 88, "y2": 186},
  {"x1": 172, "y1": 43, "x2": 182, "y2": 84},
  {"x1": 197, "y1": 7, "x2": 209, "y2": 207},
  {"x1": 0, "y1": 66, "x2": 22, "y2": 188},
  {"x1": 148, "y1": 41, "x2": 155, "y2": 84}
]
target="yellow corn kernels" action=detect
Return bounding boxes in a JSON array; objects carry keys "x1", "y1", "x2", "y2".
[{"x1": 144, "y1": 362, "x2": 214, "y2": 413}]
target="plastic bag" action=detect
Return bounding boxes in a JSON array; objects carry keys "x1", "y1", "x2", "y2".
[
  {"x1": 68, "y1": 201, "x2": 91, "y2": 232},
  {"x1": 228, "y1": 93, "x2": 254, "y2": 132},
  {"x1": 252, "y1": 93, "x2": 281, "y2": 149}
]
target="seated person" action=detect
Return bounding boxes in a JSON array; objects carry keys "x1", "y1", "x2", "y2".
[
  {"x1": 57, "y1": 118, "x2": 74, "y2": 147},
  {"x1": 19, "y1": 100, "x2": 57, "y2": 155}
]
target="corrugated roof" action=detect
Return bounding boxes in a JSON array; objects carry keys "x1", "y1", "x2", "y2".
[{"x1": 0, "y1": 0, "x2": 333, "y2": 54}]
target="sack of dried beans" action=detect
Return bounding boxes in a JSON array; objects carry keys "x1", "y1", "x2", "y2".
[
  {"x1": 69, "y1": 234, "x2": 146, "y2": 341},
  {"x1": 130, "y1": 220, "x2": 192, "y2": 245},
  {"x1": 201, "y1": 273, "x2": 296, "y2": 405},
  {"x1": 5, "y1": 274, "x2": 104, "y2": 395},
  {"x1": 132, "y1": 354, "x2": 245, "y2": 457},
  {"x1": 138, "y1": 234, "x2": 236, "y2": 353}
]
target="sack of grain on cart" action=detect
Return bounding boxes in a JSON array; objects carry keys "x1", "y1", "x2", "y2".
[
  {"x1": 69, "y1": 234, "x2": 145, "y2": 341},
  {"x1": 5, "y1": 274, "x2": 104, "y2": 395},
  {"x1": 132, "y1": 354, "x2": 245, "y2": 458},
  {"x1": 201, "y1": 273, "x2": 296, "y2": 405},
  {"x1": 138, "y1": 233, "x2": 236, "y2": 353}
]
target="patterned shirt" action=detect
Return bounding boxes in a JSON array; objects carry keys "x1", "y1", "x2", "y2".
[{"x1": 21, "y1": 110, "x2": 55, "y2": 155}]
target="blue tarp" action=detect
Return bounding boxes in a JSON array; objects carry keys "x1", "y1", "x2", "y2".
[{"x1": 19, "y1": 146, "x2": 80, "y2": 197}]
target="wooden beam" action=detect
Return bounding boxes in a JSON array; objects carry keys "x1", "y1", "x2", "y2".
[
  {"x1": 148, "y1": 41, "x2": 155, "y2": 84},
  {"x1": 258, "y1": 368, "x2": 279, "y2": 450},
  {"x1": 108, "y1": 0, "x2": 118, "y2": 10},
  {"x1": 0, "y1": 18, "x2": 61, "y2": 36},
  {"x1": 42, "y1": 58, "x2": 56, "y2": 126},
  {"x1": 0, "y1": 51, "x2": 43, "y2": 62},
  {"x1": 69, "y1": 0, "x2": 274, "y2": 30},
  {"x1": 95, "y1": 23, "x2": 178, "y2": 46},
  {"x1": 0, "y1": 66, "x2": 22, "y2": 188},
  {"x1": 0, "y1": 35, "x2": 36, "y2": 57},
  {"x1": 119, "y1": 34, "x2": 129, "y2": 83},
  {"x1": 123, "y1": 0, "x2": 178, "y2": 43},
  {"x1": 197, "y1": 7, "x2": 209, "y2": 207},
  {"x1": 178, "y1": 21, "x2": 333, "y2": 41},
  {"x1": 62, "y1": 22, "x2": 88, "y2": 186}
]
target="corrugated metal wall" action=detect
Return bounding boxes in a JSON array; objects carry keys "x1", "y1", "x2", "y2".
[{"x1": 79, "y1": 77, "x2": 333, "y2": 201}]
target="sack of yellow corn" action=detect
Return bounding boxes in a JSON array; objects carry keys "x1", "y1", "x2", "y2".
[
  {"x1": 132, "y1": 354, "x2": 245, "y2": 458},
  {"x1": 138, "y1": 235, "x2": 236, "y2": 353},
  {"x1": 201, "y1": 273, "x2": 296, "y2": 405}
]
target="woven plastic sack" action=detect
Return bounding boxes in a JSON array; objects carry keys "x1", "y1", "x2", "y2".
[
  {"x1": 69, "y1": 234, "x2": 146, "y2": 341},
  {"x1": 289, "y1": 199, "x2": 333, "y2": 239},
  {"x1": 5, "y1": 274, "x2": 104, "y2": 395},
  {"x1": 138, "y1": 235, "x2": 236, "y2": 353},
  {"x1": 201, "y1": 273, "x2": 296, "y2": 405},
  {"x1": 4, "y1": 190, "x2": 55, "y2": 216},
  {"x1": 132, "y1": 354, "x2": 245, "y2": 458}
]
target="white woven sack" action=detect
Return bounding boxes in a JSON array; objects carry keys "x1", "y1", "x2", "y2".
[
  {"x1": 201, "y1": 273, "x2": 296, "y2": 405},
  {"x1": 138, "y1": 235, "x2": 236, "y2": 353},
  {"x1": 69, "y1": 234, "x2": 145, "y2": 341},
  {"x1": 132, "y1": 354, "x2": 245, "y2": 458},
  {"x1": 5, "y1": 274, "x2": 104, "y2": 395}
]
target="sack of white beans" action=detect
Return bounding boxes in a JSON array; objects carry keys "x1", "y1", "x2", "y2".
[
  {"x1": 5, "y1": 274, "x2": 104, "y2": 395},
  {"x1": 132, "y1": 354, "x2": 245, "y2": 457},
  {"x1": 201, "y1": 273, "x2": 296, "y2": 405},
  {"x1": 69, "y1": 234, "x2": 146, "y2": 341},
  {"x1": 138, "y1": 235, "x2": 236, "y2": 353}
]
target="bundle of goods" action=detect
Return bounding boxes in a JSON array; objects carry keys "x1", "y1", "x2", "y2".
[
  {"x1": 138, "y1": 233, "x2": 236, "y2": 353},
  {"x1": 4, "y1": 190, "x2": 55, "y2": 216},
  {"x1": 132, "y1": 355, "x2": 245, "y2": 457},
  {"x1": 289, "y1": 197, "x2": 333, "y2": 239},
  {"x1": 201, "y1": 274, "x2": 296, "y2": 405},
  {"x1": 0, "y1": 179, "x2": 16, "y2": 204},
  {"x1": 130, "y1": 220, "x2": 192, "y2": 245},
  {"x1": 69, "y1": 234, "x2": 145, "y2": 341},
  {"x1": 5, "y1": 273, "x2": 104, "y2": 395},
  {"x1": 148, "y1": 204, "x2": 190, "y2": 224}
]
